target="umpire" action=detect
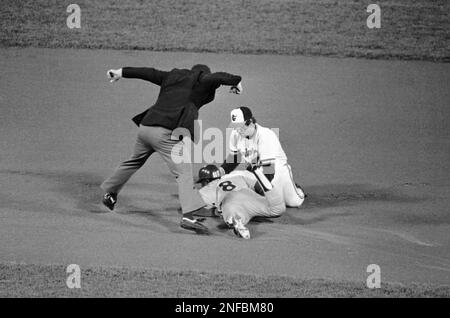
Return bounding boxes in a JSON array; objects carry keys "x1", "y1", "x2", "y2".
[{"x1": 100, "y1": 64, "x2": 242, "y2": 234}]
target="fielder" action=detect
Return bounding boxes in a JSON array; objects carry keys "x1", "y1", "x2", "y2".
[
  {"x1": 220, "y1": 106, "x2": 306, "y2": 208},
  {"x1": 197, "y1": 164, "x2": 286, "y2": 239}
]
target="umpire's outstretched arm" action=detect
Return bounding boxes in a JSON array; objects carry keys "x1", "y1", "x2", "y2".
[
  {"x1": 200, "y1": 72, "x2": 242, "y2": 87},
  {"x1": 122, "y1": 67, "x2": 168, "y2": 86}
]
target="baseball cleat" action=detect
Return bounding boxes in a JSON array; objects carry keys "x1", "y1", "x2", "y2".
[
  {"x1": 102, "y1": 193, "x2": 117, "y2": 211},
  {"x1": 231, "y1": 216, "x2": 250, "y2": 239},
  {"x1": 224, "y1": 219, "x2": 234, "y2": 229},
  {"x1": 180, "y1": 217, "x2": 210, "y2": 235}
]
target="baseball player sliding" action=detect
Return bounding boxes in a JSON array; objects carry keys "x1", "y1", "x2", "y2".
[
  {"x1": 220, "y1": 106, "x2": 306, "y2": 208},
  {"x1": 196, "y1": 165, "x2": 285, "y2": 239}
]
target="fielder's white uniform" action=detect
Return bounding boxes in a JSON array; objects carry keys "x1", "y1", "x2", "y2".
[
  {"x1": 229, "y1": 124, "x2": 305, "y2": 207},
  {"x1": 198, "y1": 170, "x2": 285, "y2": 225}
]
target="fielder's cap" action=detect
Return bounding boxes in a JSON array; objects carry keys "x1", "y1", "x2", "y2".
[{"x1": 229, "y1": 106, "x2": 253, "y2": 128}]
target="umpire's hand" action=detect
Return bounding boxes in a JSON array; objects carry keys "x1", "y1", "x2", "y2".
[
  {"x1": 107, "y1": 68, "x2": 122, "y2": 83},
  {"x1": 229, "y1": 82, "x2": 243, "y2": 94}
]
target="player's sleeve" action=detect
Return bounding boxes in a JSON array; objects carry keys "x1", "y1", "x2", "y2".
[
  {"x1": 122, "y1": 67, "x2": 168, "y2": 86},
  {"x1": 258, "y1": 129, "x2": 278, "y2": 164},
  {"x1": 257, "y1": 129, "x2": 280, "y2": 180}
]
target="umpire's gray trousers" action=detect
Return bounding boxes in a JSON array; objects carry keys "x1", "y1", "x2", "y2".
[{"x1": 101, "y1": 125, "x2": 205, "y2": 214}]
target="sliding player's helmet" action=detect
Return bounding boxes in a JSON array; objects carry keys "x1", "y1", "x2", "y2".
[{"x1": 197, "y1": 164, "x2": 221, "y2": 184}]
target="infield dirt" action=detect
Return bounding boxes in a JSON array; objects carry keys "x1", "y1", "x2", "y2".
[{"x1": 0, "y1": 48, "x2": 449, "y2": 292}]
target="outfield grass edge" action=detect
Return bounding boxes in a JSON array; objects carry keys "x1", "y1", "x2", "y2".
[
  {"x1": 1, "y1": 0, "x2": 448, "y2": 63},
  {"x1": 1, "y1": 262, "x2": 449, "y2": 298}
]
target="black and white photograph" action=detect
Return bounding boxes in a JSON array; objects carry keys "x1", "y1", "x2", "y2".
[{"x1": 0, "y1": 0, "x2": 449, "y2": 303}]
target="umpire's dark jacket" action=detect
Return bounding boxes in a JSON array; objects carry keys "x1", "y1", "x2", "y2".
[{"x1": 124, "y1": 66, "x2": 241, "y2": 140}]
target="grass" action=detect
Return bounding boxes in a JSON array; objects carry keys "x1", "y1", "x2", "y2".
[
  {"x1": 0, "y1": 0, "x2": 448, "y2": 61},
  {"x1": 1, "y1": 263, "x2": 449, "y2": 297}
]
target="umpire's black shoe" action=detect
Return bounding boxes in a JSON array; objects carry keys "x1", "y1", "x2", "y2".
[
  {"x1": 102, "y1": 193, "x2": 117, "y2": 211},
  {"x1": 180, "y1": 217, "x2": 209, "y2": 235}
]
